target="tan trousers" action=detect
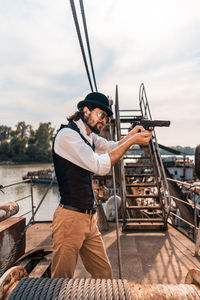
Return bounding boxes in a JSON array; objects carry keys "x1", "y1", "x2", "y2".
[{"x1": 51, "y1": 206, "x2": 112, "y2": 279}]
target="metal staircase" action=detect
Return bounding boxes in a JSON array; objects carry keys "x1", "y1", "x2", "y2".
[{"x1": 114, "y1": 84, "x2": 170, "y2": 231}]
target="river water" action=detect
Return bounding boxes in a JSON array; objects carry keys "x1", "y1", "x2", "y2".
[
  {"x1": 0, "y1": 164, "x2": 59, "y2": 222},
  {"x1": 0, "y1": 155, "x2": 195, "y2": 223}
]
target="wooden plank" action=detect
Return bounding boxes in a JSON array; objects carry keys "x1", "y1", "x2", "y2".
[
  {"x1": 29, "y1": 254, "x2": 52, "y2": 278},
  {"x1": 14, "y1": 257, "x2": 33, "y2": 274}
]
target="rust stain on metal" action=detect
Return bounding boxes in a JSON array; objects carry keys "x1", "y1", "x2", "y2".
[
  {"x1": 131, "y1": 283, "x2": 200, "y2": 299},
  {"x1": 0, "y1": 218, "x2": 25, "y2": 271},
  {"x1": 0, "y1": 266, "x2": 28, "y2": 300},
  {"x1": 185, "y1": 268, "x2": 200, "y2": 285},
  {"x1": 0, "y1": 202, "x2": 19, "y2": 222}
]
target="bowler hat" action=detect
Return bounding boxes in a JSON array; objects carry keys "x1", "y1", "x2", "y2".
[{"x1": 77, "y1": 92, "x2": 113, "y2": 117}]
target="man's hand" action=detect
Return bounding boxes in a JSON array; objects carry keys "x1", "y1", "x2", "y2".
[
  {"x1": 128, "y1": 125, "x2": 145, "y2": 136},
  {"x1": 130, "y1": 129, "x2": 152, "y2": 146},
  {"x1": 109, "y1": 128, "x2": 152, "y2": 166}
]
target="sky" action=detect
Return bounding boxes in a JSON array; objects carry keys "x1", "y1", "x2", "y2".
[{"x1": 0, "y1": 0, "x2": 200, "y2": 147}]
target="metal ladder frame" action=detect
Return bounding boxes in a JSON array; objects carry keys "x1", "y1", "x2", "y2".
[{"x1": 115, "y1": 83, "x2": 171, "y2": 230}]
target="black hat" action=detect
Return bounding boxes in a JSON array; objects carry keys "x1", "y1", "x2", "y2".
[{"x1": 77, "y1": 92, "x2": 113, "y2": 117}]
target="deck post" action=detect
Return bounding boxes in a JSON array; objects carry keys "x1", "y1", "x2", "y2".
[
  {"x1": 195, "y1": 215, "x2": 200, "y2": 256},
  {"x1": 30, "y1": 180, "x2": 35, "y2": 224}
]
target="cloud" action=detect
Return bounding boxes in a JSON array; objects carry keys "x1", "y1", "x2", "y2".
[{"x1": 0, "y1": 0, "x2": 200, "y2": 147}]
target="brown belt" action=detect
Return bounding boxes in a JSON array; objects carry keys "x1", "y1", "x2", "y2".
[{"x1": 59, "y1": 204, "x2": 96, "y2": 215}]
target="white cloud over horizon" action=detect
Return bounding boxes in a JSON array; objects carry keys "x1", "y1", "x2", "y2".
[{"x1": 0, "y1": 0, "x2": 200, "y2": 147}]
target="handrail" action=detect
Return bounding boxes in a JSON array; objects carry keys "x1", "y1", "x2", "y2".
[
  {"x1": 139, "y1": 83, "x2": 171, "y2": 222},
  {"x1": 0, "y1": 177, "x2": 55, "y2": 276},
  {"x1": 166, "y1": 177, "x2": 200, "y2": 255},
  {"x1": 0, "y1": 179, "x2": 35, "y2": 223},
  {"x1": 2, "y1": 179, "x2": 31, "y2": 188}
]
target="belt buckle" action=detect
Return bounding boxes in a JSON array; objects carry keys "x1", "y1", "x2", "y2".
[{"x1": 60, "y1": 204, "x2": 64, "y2": 208}]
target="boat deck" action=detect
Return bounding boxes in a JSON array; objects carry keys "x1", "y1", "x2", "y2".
[{"x1": 26, "y1": 222, "x2": 200, "y2": 287}]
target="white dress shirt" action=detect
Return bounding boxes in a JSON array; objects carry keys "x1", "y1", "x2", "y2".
[{"x1": 54, "y1": 119, "x2": 118, "y2": 176}]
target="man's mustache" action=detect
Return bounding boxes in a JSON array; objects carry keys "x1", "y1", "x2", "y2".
[{"x1": 96, "y1": 121, "x2": 104, "y2": 126}]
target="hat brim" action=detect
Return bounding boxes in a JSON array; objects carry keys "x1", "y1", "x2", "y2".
[{"x1": 77, "y1": 100, "x2": 113, "y2": 117}]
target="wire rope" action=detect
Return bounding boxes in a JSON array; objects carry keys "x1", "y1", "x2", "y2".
[
  {"x1": 79, "y1": 0, "x2": 98, "y2": 92},
  {"x1": 69, "y1": 0, "x2": 94, "y2": 92}
]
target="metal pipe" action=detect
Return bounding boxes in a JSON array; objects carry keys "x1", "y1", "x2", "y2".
[
  {"x1": 169, "y1": 211, "x2": 196, "y2": 228},
  {"x1": 112, "y1": 165, "x2": 123, "y2": 279},
  {"x1": 170, "y1": 195, "x2": 197, "y2": 207},
  {"x1": 15, "y1": 195, "x2": 32, "y2": 202},
  {"x1": 195, "y1": 215, "x2": 200, "y2": 256},
  {"x1": 30, "y1": 181, "x2": 35, "y2": 223},
  {"x1": 1, "y1": 179, "x2": 31, "y2": 189},
  {"x1": 0, "y1": 202, "x2": 19, "y2": 222}
]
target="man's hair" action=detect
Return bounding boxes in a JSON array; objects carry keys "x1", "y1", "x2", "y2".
[{"x1": 67, "y1": 106, "x2": 94, "y2": 122}]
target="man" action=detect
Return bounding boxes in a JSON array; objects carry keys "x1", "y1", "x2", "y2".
[{"x1": 51, "y1": 92, "x2": 152, "y2": 279}]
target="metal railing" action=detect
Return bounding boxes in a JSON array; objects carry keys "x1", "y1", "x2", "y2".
[
  {"x1": 139, "y1": 83, "x2": 171, "y2": 221},
  {"x1": 167, "y1": 177, "x2": 200, "y2": 255},
  {"x1": 0, "y1": 179, "x2": 35, "y2": 223}
]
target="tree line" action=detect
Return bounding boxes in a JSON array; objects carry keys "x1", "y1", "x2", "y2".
[
  {"x1": 0, "y1": 122, "x2": 55, "y2": 162},
  {"x1": 0, "y1": 122, "x2": 195, "y2": 163}
]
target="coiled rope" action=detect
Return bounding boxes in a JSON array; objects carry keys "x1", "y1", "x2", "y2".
[{"x1": 9, "y1": 278, "x2": 132, "y2": 300}]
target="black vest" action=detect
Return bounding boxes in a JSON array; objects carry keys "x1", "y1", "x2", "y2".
[{"x1": 52, "y1": 121, "x2": 95, "y2": 210}]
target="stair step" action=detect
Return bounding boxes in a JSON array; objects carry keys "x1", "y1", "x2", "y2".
[
  {"x1": 123, "y1": 156, "x2": 150, "y2": 159},
  {"x1": 126, "y1": 205, "x2": 161, "y2": 210},
  {"x1": 126, "y1": 218, "x2": 164, "y2": 222},
  {"x1": 126, "y1": 194, "x2": 159, "y2": 198},
  {"x1": 124, "y1": 222, "x2": 166, "y2": 231},
  {"x1": 145, "y1": 211, "x2": 163, "y2": 215},
  {"x1": 125, "y1": 174, "x2": 154, "y2": 177},
  {"x1": 126, "y1": 147, "x2": 148, "y2": 152},
  {"x1": 126, "y1": 183, "x2": 157, "y2": 187},
  {"x1": 124, "y1": 164, "x2": 153, "y2": 168}
]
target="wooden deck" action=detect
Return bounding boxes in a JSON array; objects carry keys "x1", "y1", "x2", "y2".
[{"x1": 26, "y1": 222, "x2": 200, "y2": 286}]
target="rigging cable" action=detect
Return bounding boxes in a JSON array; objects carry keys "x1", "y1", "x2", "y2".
[
  {"x1": 79, "y1": 0, "x2": 98, "y2": 92},
  {"x1": 69, "y1": 0, "x2": 98, "y2": 92},
  {"x1": 69, "y1": 0, "x2": 94, "y2": 92}
]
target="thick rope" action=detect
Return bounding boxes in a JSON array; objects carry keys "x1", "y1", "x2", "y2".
[
  {"x1": 9, "y1": 278, "x2": 133, "y2": 300},
  {"x1": 45, "y1": 278, "x2": 59, "y2": 300},
  {"x1": 32, "y1": 278, "x2": 49, "y2": 300},
  {"x1": 8, "y1": 277, "x2": 30, "y2": 300},
  {"x1": 52, "y1": 279, "x2": 65, "y2": 300}
]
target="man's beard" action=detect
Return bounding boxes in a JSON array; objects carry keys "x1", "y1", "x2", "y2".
[
  {"x1": 84, "y1": 115, "x2": 103, "y2": 134},
  {"x1": 88, "y1": 122, "x2": 102, "y2": 134}
]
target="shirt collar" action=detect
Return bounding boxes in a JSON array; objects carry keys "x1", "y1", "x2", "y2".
[{"x1": 74, "y1": 119, "x2": 93, "y2": 144}]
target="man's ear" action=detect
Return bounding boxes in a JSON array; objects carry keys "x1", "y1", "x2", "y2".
[{"x1": 83, "y1": 106, "x2": 90, "y2": 116}]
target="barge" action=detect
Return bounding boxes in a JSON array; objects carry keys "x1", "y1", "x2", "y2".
[{"x1": 0, "y1": 84, "x2": 200, "y2": 299}]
